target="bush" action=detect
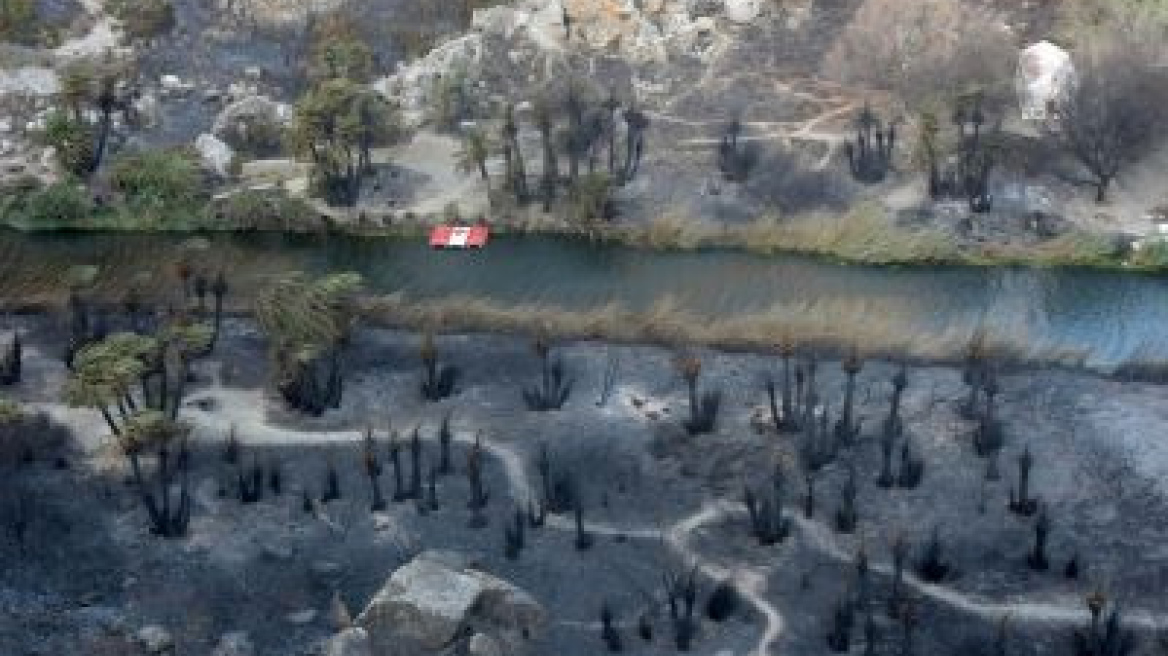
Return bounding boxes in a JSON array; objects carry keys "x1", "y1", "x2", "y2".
[
  {"x1": 204, "y1": 189, "x2": 318, "y2": 231},
  {"x1": 43, "y1": 110, "x2": 97, "y2": 177},
  {"x1": 823, "y1": 0, "x2": 1016, "y2": 110},
  {"x1": 110, "y1": 148, "x2": 204, "y2": 212},
  {"x1": 107, "y1": 0, "x2": 174, "y2": 39},
  {"x1": 19, "y1": 181, "x2": 94, "y2": 228}
]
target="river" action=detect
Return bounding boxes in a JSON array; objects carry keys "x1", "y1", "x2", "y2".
[{"x1": 2, "y1": 230, "x2": 1167, "y2": 373}]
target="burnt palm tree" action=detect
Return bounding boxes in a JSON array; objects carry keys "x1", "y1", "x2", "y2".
[{"x1": 622, "y1": 105, "x2": 650, "y2": 182}]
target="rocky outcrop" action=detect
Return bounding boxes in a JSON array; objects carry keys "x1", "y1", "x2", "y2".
[
  {"x1": 212, "y1": 95, "x2": 291, "y2": 140},
  {"x1": 355, "y1": 551, "x2": 545, "y2": 656}
]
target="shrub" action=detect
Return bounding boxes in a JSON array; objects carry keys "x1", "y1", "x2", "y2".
[
  {"x1": 823, "y1": 0, "x2": 1016, "y2": 110},
  {"x1": 43, "y1": 110, "x2": 97, "y2": 177},
  {"x1": 107, "y1": 0, "x2": 174, "y2": 39},
  {"x1": 205, "y1": 189, "x2": 318, "y2": 231},
  {"x1": 20, "y1": 181, "x2": 94, "y2": 228},
  {"x1": 110, "y1": 148, "x2": 203, "y2": 212},
  {"x1": 705, "y1": 581, "x2": 739, "y2": 622}
]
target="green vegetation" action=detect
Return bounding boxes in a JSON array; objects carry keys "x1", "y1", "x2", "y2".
[
  {"x1": 309, "y1": 13, "x2": 374, "y2": 82},
  {"x1": 291, "y1": 78, "x2": 399, "y2": 206},
  {"x1": 0, "y1": 0, "x2": 36, "y2": 40},
  {"x1": 5, "y1": 181, "x2": 95, "y2": 229},
  {"x1": 0, "y1": 0, "x2": 67, "y2": 46},
  {"x1": 254, "y1": 272, "x2": 363, "y2": 414},
  {"x1": 110, "y1": 148, "x2": 205, "y2": 221},
  {"x1": 46, "y1": 59, "x2": 135, "y2": 177},
  {"x1": 107, "y1": 0, "x2": 175, "y2": 39}
]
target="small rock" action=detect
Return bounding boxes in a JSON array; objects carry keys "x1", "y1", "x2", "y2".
[
  {"x1": 323, "y1": 627, "x2": 372, "y2": 656},
  {"x1": 371, "y1": 512, "x2": 392, "y2": 532},
  {"x1": 286, "y1": 609, "x2": 318, "y2": 625},
  {"x1": 244, "y1": 66, "x2": 263, "y2": 81},
  {"x1": 311, "y1": 560, "x2": 344, "y2": 582},
  {"x1": 468, "y1": 632, "x2": 504, "y2": 656},
  {"x1": 135, "y1": 625, "x2": 174, "y2": 654},
  {"x1": 260, "y1": 542, "x2": 293, "y2": 562},
  {"x1": 211, "y1": 631, "x2": 254, "y2": 656},
  {"x1": 724, "y1": 0, "x2": 762, "y2": 23}
]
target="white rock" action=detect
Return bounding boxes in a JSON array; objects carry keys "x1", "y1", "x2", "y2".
[
  {"x1": 0, "y1": 119, "x2": 10, "y2": 133},
  {"x1": 135, "y1": 625, "x2": 174, "y2": 654},
  {"x1": 724, "y1": 0, "x2": 762, "y2": 23},
  {"x1": 244, "y1": 66, "x2": 264, "y2": 80},
  {"x1": 210, "y1": 631, "x2": 254, "y2": 656},
  {"x1": 195, "y1": 133, "x2": 235, "y2": 178},
  {"x1": 0, "y1": 67, "x2": 60, "y2": 96},
  {"x1": 1016, "y1": 41, "x2": 1076, "y2": 121},
  {"x1": 132, "y1": 92, "x2": 161, "y2": 128},
  {"x1": 160, "y1": 74, "x2": 185, "y2": 91}
]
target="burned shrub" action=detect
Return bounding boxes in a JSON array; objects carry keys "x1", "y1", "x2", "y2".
[
  {"x1": 744, "y1": 481, "x2": 791, "y2": 546},
  {"x1": 0, "y1": 402, "x2": 72, "y2": 468},
  {"x1": 717, "y1": 119, "x2": 760, "y2": 183},
  {"x1": 705, "y1": 580, "x2": 739, "y2": 622},
  {"x1": 826, "y1": 595, "x2": 855, "y2": 652},
  {"x1": 0, "y1": 332, "x2": 21, "y2": 385},
  {"x1": 1027, "y1": 505, "x2": 1050, "y2": 571},
  {"x1": 600, "y1": 602, "x2": 623, "y2": 652},
  {"x1": 676, "y1": 354, "x2": 720, "y2": 435},
  {"x1": 1009, "y1": 446, "x2": 1039, "y2": 516},
  {"x1": 834, "y1": 468, "x2": 859, "y2": 534},
  {"x1": 1073, "y1": 593, "x2": 1138, "y2": 656},
  {"x1": 522, "y1": 335, "x2": 572, "y2": 411},
  {"x1": 466, "y1": 433, "x2": 490, "y2": 528},
  {"x1": 915, "y1": 526, "x2": 951, "y2": 583},
  {"x1": 503, "y1": 506, "x2": 525, "y2": 560},
  {"x1": 362, "y1": 428, "x2": 386, "y2": 511},
  {"x1": 845, "y1": 106, "x2": 896, "y2": 184},
  {"x1": 665, "y1": 568, "x2": 698, "y2": 651},
  {"x1": 419, "y1": 332, "x2": 459, "y2": 401}
]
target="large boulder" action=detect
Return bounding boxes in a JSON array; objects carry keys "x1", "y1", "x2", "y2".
[
  {"x1": 212, "y1": 95, "x2": 291, "y2": 154},
  {"x1": 356, "y1": 551, "x2": 546, "y2": 656},
  {"x1": 1016, "y1": 41, "x2": 1075, "y2": 121}
]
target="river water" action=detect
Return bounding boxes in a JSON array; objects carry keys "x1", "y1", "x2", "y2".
[{"x1": 2, "y1": 230, "x2": 1167, "y2": 372}]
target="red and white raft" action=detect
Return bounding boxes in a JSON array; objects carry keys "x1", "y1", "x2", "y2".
[{"x1": 429, "y1": 225, "x2": 490, "y2": 249}]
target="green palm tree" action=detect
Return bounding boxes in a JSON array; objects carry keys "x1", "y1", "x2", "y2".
[
  {"x1": 456, "y1": 127, "x2": 491, "y2": 182},
  {"x1": 255, "y1": 272, "x2": 362, "y2": 414},
  {"x1": 122, "y1": 410, "x2": 193, "y2": 537}
]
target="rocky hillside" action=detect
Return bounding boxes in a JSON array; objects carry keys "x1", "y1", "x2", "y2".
[{"x1": 2, "y1": 0, "x2": 1167, "y2": 260}]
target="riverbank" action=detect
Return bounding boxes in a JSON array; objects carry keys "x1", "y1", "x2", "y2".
[
  {"x1": 4, "y1": 229, "x2": 1168, "y2": 376},
  {"x1": 4, "y1": 187, "x2": 1166, "y2": 272}
]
